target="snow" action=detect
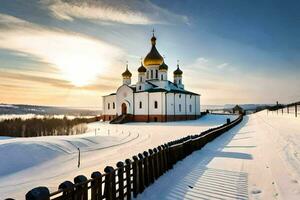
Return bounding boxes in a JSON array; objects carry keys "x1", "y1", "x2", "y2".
[
  {"x1": 0, "y1": 114, "x2": 235, "y2": 199},
  {"x1": 137, "y1": 110, "x2": 300, "y2": 200}
]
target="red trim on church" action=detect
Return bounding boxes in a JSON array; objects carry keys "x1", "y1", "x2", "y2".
[{"x1": 102, "y1": 114, "x2": 201, "y2": 122}]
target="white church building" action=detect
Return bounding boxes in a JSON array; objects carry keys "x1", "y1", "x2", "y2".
[{"x1": 102, "y1": 33, "x2": 201, "y2": 123}]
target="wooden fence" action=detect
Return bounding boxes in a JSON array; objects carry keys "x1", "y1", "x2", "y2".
[
  {"x1": 14, "y1": 115, "x2": 243, "y2": 200},
  {"x1": 268, "y1": 101, "x2": 300, "y2": 118}
]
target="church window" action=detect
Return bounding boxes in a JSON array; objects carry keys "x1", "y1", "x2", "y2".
[
  {"x1": 150, "y1": 70, "x2": 153, "y2": 79},
  {"x1": 139, "y1": 101, "x2": 142, "y2": 109},
  {"x1": 139, "y1": 86, "x2": 142, "y2": 90},
  {"x1": 189, "y1": 104, "x2": 192, "y2": 112},
  {"x1": 147, "y1": 71, "x2": 149, "y2": 79},
  {"x1": 108, "y1": 103, "x2": 110, "y2": 110},
  {"x1": 154, "y1": 101, "x2": 158, "y2": 109},
  {"x1": 140, "y1": 76, "x2": 142, "y2": 82},
  {"x1": 113, "y1": 102, "x2": 115, "y2": 109},
  {"x1": 155, "y1": 70, "x2": 158, "y2": 79},
  {"x1": 179, "y1": 104, "x2": 182, "y2": 112},
  {"x1": 161, "y1": 74, "x2": 163, "y2": 80},
  {"x1": 179, "y1": 79, "x2": 181, "y2": 84},
  {"x1": 190, "y1": 95, "x2": 192, "y2": 99},
  {"x1": 179, "y1": 94, "x2": 181, "y2": 98}
]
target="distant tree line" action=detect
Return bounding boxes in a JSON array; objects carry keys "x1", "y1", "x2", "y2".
[{"x1": 0, "y1": 117, "x2": 98, "y2": 137}]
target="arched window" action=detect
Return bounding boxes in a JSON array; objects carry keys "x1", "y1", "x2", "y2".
[
  {"x1": 189, "y1": 104, "x2": 192, "y2": 112},
  {"x1": 161, "y1": 74, "x2": 163, "y2": 80},
  {"x1": 108, "y1": 103, "x2": 110, "y2": 110},
  {"x1": 179, "y1": 104, "x2": 182, "y2": 112},
  {"x1": 113, "y1": 102, "x2": 115, "y2": 109},
  {"x1": 155, "y1": 70, "x2": 158, "y2": 79},
  {"x1": 154, "y1": 101, "x2": 158, "y2": 109},
  {"x1": 140, "y1": 76, "x2": 142, "y2": 82},
  {"x1": 179, "y1": 94, "x2": 181, "y2": 98},
  {"x1": 139, "y1": 86, "x2": 142, "y2": 90},
  {"x1": 139, "y1": 101, "x2": 142, "y2": 109},
  {"x1": 179, "y1": 79, "x2": 181, "y2": 84},
  {"x1": 150, "y1": 70, "x2": 153, "y2": 79}
]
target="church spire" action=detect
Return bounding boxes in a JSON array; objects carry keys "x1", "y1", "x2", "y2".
[{"x1": 151, "y1": 29, "x2": 156, "y2": 46}]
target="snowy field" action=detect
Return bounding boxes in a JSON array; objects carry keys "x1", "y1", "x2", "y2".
[
  {"x1": 0, "y1": 114, "x2": 235, "y2": 199},
  {"x1": 138, "y1": 110, "x2": 300, "y2": 200}
]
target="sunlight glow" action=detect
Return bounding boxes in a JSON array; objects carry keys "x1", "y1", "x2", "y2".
[{"x1": 0, "y1": 15, "x2": 122, "y2": 87}]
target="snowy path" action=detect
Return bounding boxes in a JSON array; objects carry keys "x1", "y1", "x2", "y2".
[
  {"x1": 137, "y1": 111, "x2": 300, "y2": 200},
  {"x1": 0, "y1": 114, "x2": 235, "y2": 199}
]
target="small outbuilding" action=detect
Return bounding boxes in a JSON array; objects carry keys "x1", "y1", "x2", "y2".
[{"x1": 232, "y1": 105, "x2": 244, "y2": 115}]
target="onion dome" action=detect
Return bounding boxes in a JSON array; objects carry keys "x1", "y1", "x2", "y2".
[
  {"x1": 138, "y1": 62, "x2": 147, "y2": 73},
  {"x1": 173, "y1": 64, "x2": 183, "y2": 76},
  {"x1": 143, "y1": 35, "x2": 164, "y2": 67},
  {"x1": 122, "y1": 64, "x2": 132, "y2": 78},
  {"x1": 159, "y1": 62, "x2": 168, "y2": 71}
]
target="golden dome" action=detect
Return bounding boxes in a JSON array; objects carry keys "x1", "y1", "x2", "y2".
[
  {"x1": 143, "y1": 35, "x2": 164, "y2": 67},
  {"x1": 159, "y1": 62, "x2": 168, "y2": 71},
  {"x1": 173, "y1": 64, "x2": 183, "y2": 76},
  {"x1": 138, "y1": 62, "x2": 147, "y2": 73},
  {"x1": 122, "y1": 64, "x2": 132, "y2": 78}
]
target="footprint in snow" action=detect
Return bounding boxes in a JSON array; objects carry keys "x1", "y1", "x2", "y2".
[
  {"x1": 291, "y1": 179, "x2": 298, "y2": 184},
  {"x1": 251, "y1": 189, "x2": 262, "y2": 194}
]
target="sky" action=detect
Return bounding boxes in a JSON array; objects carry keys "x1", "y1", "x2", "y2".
[{"x1": 0, "y1": 0, "x2": 299, "y2": 108}]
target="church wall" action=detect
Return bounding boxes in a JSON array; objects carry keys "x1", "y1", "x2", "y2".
[
  {"x1": 134, "y1": 92, "x2": 149, "y2": 115},
  {"x1": 166, "y1": 93, "x2": 175, "y2": 116},
  {"x1": 102, "y1": 95, "x2": 117, "y2": 116},
  {"x1": 149, "y1": 92, "x2": 164, "y2": 115},
  {"x1": 174, "y1": 93, "x2": 186, "y2": 115},
  {"x1": 185, "y1": 94, "x2": 197, "y2": 116},
  {"x1": 196, "y1": 95, "x2": 201, "y2": 115},
  {"x1": 116, "y1": 85, "x2": 134, "y2": 115}
]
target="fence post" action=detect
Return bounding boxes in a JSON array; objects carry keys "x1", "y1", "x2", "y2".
[
  {"x1": 116, "y1": 161, "x2": 125, "y2": 200},
  {"x1": 125, "y1": 159, "x2": 132, "y2": 200},
  {"x1": 153, "y1": 148, "x2": 160, "y2": 179},
  {"x1": 164, "y1": 144, "x2": 172, "y2": 170},
  {"x1": 148, "y1": 149, "x2": 155, "y2": 184},
  {"x1": 58, "y1": 181, "x2": 75, "y2": 200},
  {"x1": 74, "y1": 175, "x2": 88, "y2": 200},
  {"x1": 157, "y1": 146, "x2": 164, "y2": 174},
  {"x1": 132, "y1": 156, "x2": 139, "y2": 198},
  {"x1": 104, "y1": 166, "x2": 116, "y2": 200},
  {"x1": 142, "y1": 151, "x2": 150, "y2": 187},
  {"x1": 137, "y1": 153, "x2": 145, "y2": 193},
  {"x1": 91, "y1": 171, "x2": 102, "y2": 200},
  {"x1": 162, "y1": 144, "x2": 169, "y2": 171},
  {"x1": 25, "y1": 187, "x2": 50, "y2": 200}
]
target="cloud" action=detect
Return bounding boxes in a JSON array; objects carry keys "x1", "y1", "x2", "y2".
[
  {"x1": 42, "y1": 0, "x2": 189, "y2": 25},
  {"x1": 216, "y1": 63, "x2": 228, "y2": 69},
  {"x1": 0, "y1": 70, "x2": 74, "y2": 89},
  {"x1": 187, "y1": 57, "x2": 232, "y2": 71},
  {"x1": 0, "y1": 13, "x2": 124, "y2": 86}
]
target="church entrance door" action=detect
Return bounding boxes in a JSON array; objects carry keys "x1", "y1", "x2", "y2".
[{"x1": 121, "y1": 103, "x2": 127, "y2": 115}]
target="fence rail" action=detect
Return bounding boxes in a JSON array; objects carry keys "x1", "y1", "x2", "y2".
[
  {"x1": 14, "y1": 115, "x2": 243, "y2": 200},
  {"x1": 268, "y1": 101, "x2": 300, "y2": 118}
]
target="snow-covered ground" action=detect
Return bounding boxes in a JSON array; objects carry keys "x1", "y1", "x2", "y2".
[
  {"x1": 137, "y1": 110, "x2": 300, "y2": 200},
  {"x1": 0, "y1": 114, "x2": 235, "y2": 199}
]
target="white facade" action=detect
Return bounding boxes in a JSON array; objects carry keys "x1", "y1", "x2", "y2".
[{"x1": 102, "y1": 34, "x2": 201, "y2": 122}]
